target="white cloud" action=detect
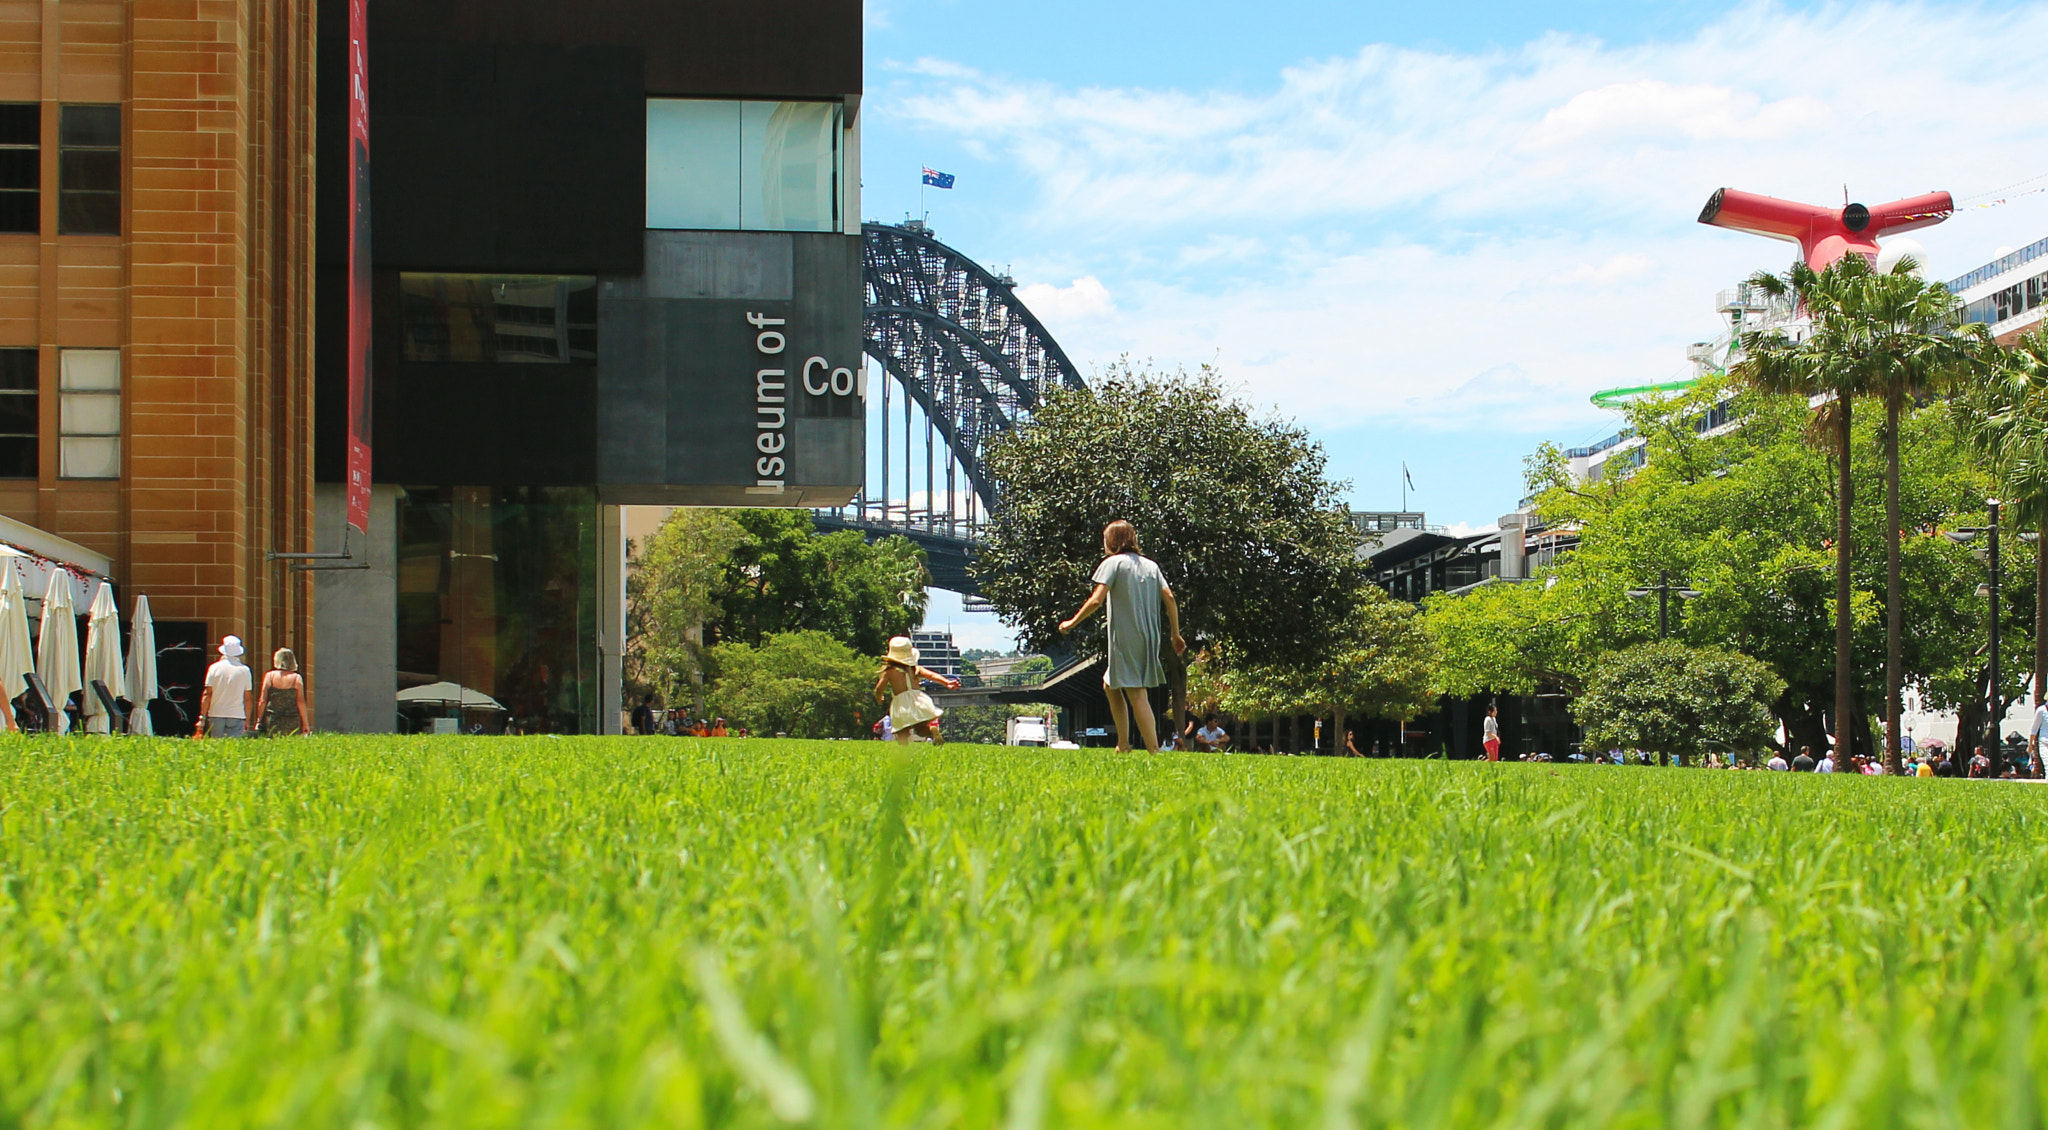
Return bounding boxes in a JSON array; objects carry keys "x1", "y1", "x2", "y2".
[
  {"x1": 1012, "y1": 275, "x2": 1116, "y2": 321},
  {"x1": 875, "y1": 2, "x2": 2048, "y2": 433}
]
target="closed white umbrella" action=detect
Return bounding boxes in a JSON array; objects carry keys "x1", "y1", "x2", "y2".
[
  {"x1": 35, "y1": 571, "x2": 80, "y2": 733},
  {"x1": 125, "y1": 594, "x2": 156, "y2": 735},
  {"x1": 0, "y1": 562, "x2": 31, "y2": 723},
  {"x1": 81, "y1": 582, "x2": 124, "y2": 733}
]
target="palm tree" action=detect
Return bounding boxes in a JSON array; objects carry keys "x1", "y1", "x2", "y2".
[
  {"x1": 1852, "y1": 262, "x2": 1990, "y2": 775},
  {"x1": 1733, "y1": 259, "x2": 1876, "y2": 770},
  {"x1": 1957, "y1": 329, "x2": 2048, "y2": 737},
  {"x1": 1739, "y1": 256, "x2": 1990, "y2": 774}
]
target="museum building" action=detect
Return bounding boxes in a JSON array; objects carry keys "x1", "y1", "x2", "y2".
[{"x1": 0, "y1": 0, "x2": 863, "y2": 733}]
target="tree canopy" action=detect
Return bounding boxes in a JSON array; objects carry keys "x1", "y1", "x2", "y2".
[
  {"x1": 975, "y1": 361, "x2": 1361, "y2": 672},
  {"x1": 1221, "y1": 584, "x2": 1437, "y2": 738},
  {"x1": 627, "y1": 508, "x2": 931, "y2": 711},
  {"x1": 1424, "y1": 377, "x2": 2032, "y2": 756},
  {"x1": 705, "y1": 630, "x2": 874, "y2": 739},
  {"x1": 1575, "y1": 641, "x2": 1784, "y2": 764}
]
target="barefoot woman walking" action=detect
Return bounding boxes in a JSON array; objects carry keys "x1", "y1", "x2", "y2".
[{"x1": 1059, "y1": 520, "x2": 1186, "y2": 753}]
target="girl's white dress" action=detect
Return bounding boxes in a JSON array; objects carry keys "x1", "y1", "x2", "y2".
[{"x1": 889, "y1": 687, "x2": 942, "y2": 731}]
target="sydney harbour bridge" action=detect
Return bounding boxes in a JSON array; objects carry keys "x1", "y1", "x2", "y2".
[{"x1": 814, "y1": 221, "x2": 1088, "y2": 596}]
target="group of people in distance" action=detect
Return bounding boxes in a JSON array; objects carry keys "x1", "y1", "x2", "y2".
[{"x1": 627, "y1": 696, "x2": 739, "y2": 738}]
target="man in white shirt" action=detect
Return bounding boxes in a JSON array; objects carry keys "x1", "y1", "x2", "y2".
[
  {"x1": 1767, "y1": 751, "x2": 1790, "y2": 771},
  {"x1": 199, "y1": 634, "x2": 253, "y2": 738},
  {"x1": 1195, "y1": 715, "x2": 1230, "y2": 752}
]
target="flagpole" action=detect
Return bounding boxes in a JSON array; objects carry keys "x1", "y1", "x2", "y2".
[{"x1": 1401, "y1": 463, "x2": 1407, "y2": 512}]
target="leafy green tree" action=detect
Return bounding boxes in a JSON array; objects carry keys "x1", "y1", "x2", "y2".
[
  {"x1": 1575, "y1": 641, "x2": 1784, "y2": 765},
  {"x1": 712, "y1": 510, "x2": 930, "y2": 658},
  {"x1": 705, "y1": 630, "x2": 874, "y2": 739},
  {"x1": 626, "y1": 509, "x2": 747, "y2": 715},
  {"x1": 1424, "y1": 378, "x2": 2029, "y2": 757},
  {"x1": 975, "y1": 361, "x2": 1361, "y2": 731},
  {"x1": 1223, "y1": 584, "x2": 1437, "y2": 750}
]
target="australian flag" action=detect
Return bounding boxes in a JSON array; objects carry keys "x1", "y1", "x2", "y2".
[{"x1": 921, "y1": 167, "x2": 956, "y2": 189}]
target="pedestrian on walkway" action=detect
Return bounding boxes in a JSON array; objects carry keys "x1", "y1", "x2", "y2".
[
  {"x1": 1792, "y1": 745, "x2": 1816, "y2": 772},
  {"x1": 197, "y1": 635, "x2": 252, "y2": 738},
  {"x1": 1483, "y1": 703, "x2": 1502, "y2": 761},
  {"x1": 1058, "y1": 519, "x2": 1186, "y2": 754},
  {"x1": 253, "y1": 648, "x2": 309, "y2": 735},
  {"x1": 1767, "y1": 749, "x2": 1790, "y2": 771}
]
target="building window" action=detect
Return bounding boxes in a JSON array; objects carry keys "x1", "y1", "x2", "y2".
[
  {"x1": 59, "y1": 349, "x2": 118, "y2": 479},
  {"x1": 0, "y1": 104, "x2": 37, "y2": 234},
  {"x1": 399, "y1": 275, "x2": 597, "y2": 363},
  {"x1": 647, "y1": 99, "x2": 842, "y2": 232},
  {"x1": 0, "y1": 349, "x2": 34, "y2": 477},
  {"x1": 58, "y1": 105, "x2": 119, "y2": 236}
]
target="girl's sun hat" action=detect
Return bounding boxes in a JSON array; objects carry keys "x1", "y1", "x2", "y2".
[{"x1": 886, "y1": 636, "x2": 918, "y2": 666}]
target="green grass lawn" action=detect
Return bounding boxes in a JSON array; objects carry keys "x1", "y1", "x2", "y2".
[{"x1": 4, "y1": 736, "x2": 2046, "y2": 1128}]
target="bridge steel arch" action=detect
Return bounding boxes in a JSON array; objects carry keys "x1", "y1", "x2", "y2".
[
  {"x1": 821, "y1": 222, "x2": 1087, "y2": 594},
  {"x1": 862, "y1": 221, "x2": 1087, "y2": 517}
]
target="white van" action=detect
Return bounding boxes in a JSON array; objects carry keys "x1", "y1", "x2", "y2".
[{"x1": 1006, "y1": 716, "x2": 1051, "y2": 746}]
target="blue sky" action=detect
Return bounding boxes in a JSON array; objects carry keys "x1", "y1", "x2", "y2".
[{"x1": 860, "y1": 0, "x2": 2048, "y2": 649}]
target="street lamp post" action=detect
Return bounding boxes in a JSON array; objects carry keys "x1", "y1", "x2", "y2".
[
  {"x1": 1989, "y1": 499, "x2": 2003, "y2": 776},
  {"x1": 1625, "y1": 570, "x2": 1702, "y2": 640},
  {"x1": 1948, "y1": 500, "x2": 2006, "y2": 776}
]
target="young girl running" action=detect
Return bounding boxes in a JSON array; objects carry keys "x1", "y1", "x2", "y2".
[{"x1": 874, "y1": 636, "x2": 960, "y2": 745}]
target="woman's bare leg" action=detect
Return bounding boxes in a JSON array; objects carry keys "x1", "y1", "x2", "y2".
[
  {"x1": 894, "y1": 729, "x2": 913, "y2": 745},
  {"x1": 1104, "y1": 686, "x2": 1131, "y2": 752},
  {"x1": 1127, "y1": 689, "x2": 1161, "y2": 753}
]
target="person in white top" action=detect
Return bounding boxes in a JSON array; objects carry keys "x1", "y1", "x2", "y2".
[
  {"x1": 198, "y1": 634, "x2": 253, "y2": 738},
  {"x1": 1767, "y1": 752, "x2": 1790, "y2": 771},
  {"x1": 2031, "y1": 700, "x2": 2048, "y2": 767}
]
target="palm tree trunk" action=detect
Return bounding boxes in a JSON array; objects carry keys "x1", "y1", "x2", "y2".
[
  {"x1": 1835, "y1": 398, "x2": 1857, "y2": 770},
  {"x1": 1885, "y1": 396, "x2": 1904, "y2": 776}
]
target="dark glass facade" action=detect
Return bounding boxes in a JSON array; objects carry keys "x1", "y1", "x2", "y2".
[{"x1": 396, "y1": 486, "x2": 598, "y2": 734}]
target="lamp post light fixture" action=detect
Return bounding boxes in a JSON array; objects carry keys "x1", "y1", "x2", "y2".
[
  {"x1": 1946, "y1": 499, "x2": 2004, "y2": 776},
  {"x1": 1625, "y1": 570, "x2": 1703, "y2": 640}
]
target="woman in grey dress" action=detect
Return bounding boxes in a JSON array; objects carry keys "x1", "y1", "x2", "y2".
[{"x1": 1059, "y1": 520, "x2": 1186, "y2": 753}]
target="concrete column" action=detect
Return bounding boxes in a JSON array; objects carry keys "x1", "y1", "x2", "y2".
[
  {"x1": 1499, "y1": 513, "x2": 1529, "y2": 580},
  {"x1": 598, "y1": 502, "x2": 624, "y2": 734},
  {"x1": 311, "y1": 483, "x2": 397, "y2": 732}
]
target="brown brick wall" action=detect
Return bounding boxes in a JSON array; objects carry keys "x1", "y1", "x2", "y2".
[{"x1": 0, "y1": 0, "x2": 318, "y2": 709}]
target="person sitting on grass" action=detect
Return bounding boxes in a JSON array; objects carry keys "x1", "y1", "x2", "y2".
[{"x1": 874, "y1": 635, "x2": 960, "y2": 745}]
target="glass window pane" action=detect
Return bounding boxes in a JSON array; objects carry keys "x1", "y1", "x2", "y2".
[
  {"x1": 646, "y1": 99, "x2": 740, "y2": 230},
  {"x1": 0, "y1": 391, "x2": 35, "y2": 435},
  {"x1": 59, "y1": 435, "x2": 117, "y2": 479},
  {"x1": 0, "y1": 349, "x2": 34, "y2": 391},
  {"x1": 0, "y1": 190, "x2": 33, "y2": 234},
  {"x1": 0, "y1": 435, "x2": 33, "y2": 478},
  {"x1": 61, "y1": 391, "x2": 118, "y2": 435},
  {"x1": 740, "y1": 101, "x2": 838, "y2": 233},
  {"x1": 0, "y1": 148, "x2": 35, "y2": 190},
  {"x1": 60, "y1": 349, "x2": 118, "y2": 391},
  {"x1": 58, "y1": 190, "x2": 118, "y2": 236},
  {"x1": 0, "y1": 103, "x2": 36, "y2": 147},
  {"x1": 59, "y1": 149, "x2": 118, "y2": 192},
  {"x1": 400, "y1": 275, "x2": 596, "y2": 363},
  {"x1": 59, "y1": 105, "x2": 118, "y2": 148}
]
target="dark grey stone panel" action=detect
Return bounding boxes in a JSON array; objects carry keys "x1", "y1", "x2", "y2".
[
  {"x1": 608, "y1": 231, "x2": 793, "y2": 301},
  {"x1": 596, "y1": 232, "x2": 863, "y2": 497}
]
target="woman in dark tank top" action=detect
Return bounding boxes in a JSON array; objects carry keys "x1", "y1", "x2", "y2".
[{"x1": 255, "y1": 647, "x2": 310, "y2": 735}]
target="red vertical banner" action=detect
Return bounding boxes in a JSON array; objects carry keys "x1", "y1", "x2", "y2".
[{"x1": 345, "y1": 0, "x2": 373, "y2": 533}]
